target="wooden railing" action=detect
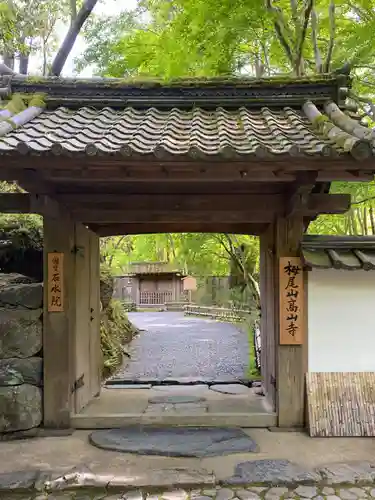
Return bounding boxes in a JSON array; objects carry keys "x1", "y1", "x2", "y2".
[
  {"x1": 184, "y1": 304, "x2": 250, "y2": 322},
  {"x1": 139, "y1": 291, "x2": 173, "y2": 305}
]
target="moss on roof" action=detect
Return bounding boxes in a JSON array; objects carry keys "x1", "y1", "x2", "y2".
[
  {"x1": 16, "y1": 72, "x2": 350, "y2": 89},
  {"x1": 0, "y1": 93, "x2": 46, "y2": 113}
]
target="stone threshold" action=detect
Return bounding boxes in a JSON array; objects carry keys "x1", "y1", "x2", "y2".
[
  {"x1": 3, "y1": 461, "x2": 375, "y2": 496},
  {"x1": 70, "y1": 412, "x2": 277, "y2": 428},
  {"x1": 105, "y1": 378, "x2": 259, "y2": 387}
]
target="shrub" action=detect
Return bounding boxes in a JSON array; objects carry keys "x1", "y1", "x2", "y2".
[{"x1": 100, "y1": 298, "x2": 138, "y2": 379}]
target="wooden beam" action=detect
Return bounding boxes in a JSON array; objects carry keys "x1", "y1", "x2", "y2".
[
  {"x1": 62, "y1": 193, "x2": 350, "y2": 214},
  {"x1": 0, "y1": 193, "x2": 350, "y2": 220},
  {"x1": 62, "y1": 193, "x2": 285, "y2": 211},
  {"x1": 44, "y1": 169, "x2": 296, "y2": 183},
  {"x1": 72, "y1": 194, "x2": 350, "y2": 224},
  {"x1": 285, "y1": 172, "x2": 317, "y2": 217},
  {"x1": 308, "y1": 193, "x2": 350, "y2": 214},
  {"x1": 89, "y1": 222, "x2": 269, "y2": 236},
  {"x1": 0, "y1": 193, "x2": 31, "y2": 213},
  {"x1": 77, "y1": 210, "x2": 274, "y2": 224}
]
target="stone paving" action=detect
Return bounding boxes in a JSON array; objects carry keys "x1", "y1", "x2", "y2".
[
  {"x1": 113, "y1": 312, "x2": 249, "y2": 381},
  {"x1": 6, "y1": 484, "x2": 375, "y2": 499},
  {"x1": 5, "y1": 459, "x2": 375, "y2": 500}
]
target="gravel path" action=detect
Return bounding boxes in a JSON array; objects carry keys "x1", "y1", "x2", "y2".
[{"x1": 113, "y1": 312, "x2": 249, "y2": 381}]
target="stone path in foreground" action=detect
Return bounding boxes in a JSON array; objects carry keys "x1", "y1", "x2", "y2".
[
  {"x1": 18, "y1": 485, "x2": 375, "y2": 499},
  {"x1": 113, "y1": 312, "x2": 249, "y2": 381},
  {"x1": 5, "y1": 460, "x2": 375, "y2": 500}
]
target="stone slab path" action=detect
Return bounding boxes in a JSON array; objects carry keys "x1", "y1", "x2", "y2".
[
  {"x1": 89, "y1": 427, "x2": 258, "y2": 457},
  {"x1": 113, "y1": 312, "x2": 249, "y2": 381}
]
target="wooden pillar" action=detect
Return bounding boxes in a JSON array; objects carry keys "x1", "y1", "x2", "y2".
[
  {"x1": 43, "y1": 203, "x2": 76, "y2": 429},
  {"x1": 274, "y1": 215, "x2": 305, "y2": 427}
]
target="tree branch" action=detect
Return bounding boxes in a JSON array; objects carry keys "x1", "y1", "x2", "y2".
[
  {"x1": 311, "y1": 8, "x2": 322, "y2": 72},
  {"x1": 296, "y1": 0, "x2": 313, "y2": 75},
  {"x1": 50, "y1": 0, "x2": 98, "y2": 76},
  {"x1": 324, "y1": 0, "x2": 335, "y2": 73},
  {"x1": 265, "y1": 0, "x2": 294, "y2": 67}
]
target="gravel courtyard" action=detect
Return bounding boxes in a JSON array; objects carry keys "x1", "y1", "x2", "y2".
[{"x1": 113, "y1": 312, "x2": 250, "y2": 381}]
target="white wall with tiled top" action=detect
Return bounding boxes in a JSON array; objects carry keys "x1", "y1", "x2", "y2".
[{"x1": 308, "y1": 268, "x2": 375, "y2": 372}]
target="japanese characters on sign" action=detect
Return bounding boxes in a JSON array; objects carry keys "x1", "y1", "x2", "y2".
[
  {"x1": 279, "y1": 256, "x2": 304, "y2": 345},
  {"x1": 48, "y1": 252, "x2": 64, "y2": 312}
]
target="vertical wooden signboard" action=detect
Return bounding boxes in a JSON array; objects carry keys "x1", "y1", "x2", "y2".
[
  {"x1": 279, "y1": 256, "x2": 304, "y2": 345},
  {"x1": 48, "y1": 252, "x2": 64, "y2": 312}
]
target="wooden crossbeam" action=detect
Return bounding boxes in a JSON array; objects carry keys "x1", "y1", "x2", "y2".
[
  {"x1": 0, "y1": 193, "x2": 61, "y2": 217},
  {"x1": 0, "y1": 192, "x2": 351, "y2": 219},
  {"x1": 89, "y1": 222, "x2": 269, "y2": 236},
  {"x1": 60, "y1": 193, "x2": 284, "y2": 211},
  {"x1": 76, "y1": 210, "x2": 274, "y2": 224}
]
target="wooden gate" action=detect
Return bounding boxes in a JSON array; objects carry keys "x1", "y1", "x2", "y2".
[
  {"x1": 73, "y1": 223, "x2": 101, "y2": 413},
  {"x1": 259, "y1": 227, "x2": 276, "y2": 411}
]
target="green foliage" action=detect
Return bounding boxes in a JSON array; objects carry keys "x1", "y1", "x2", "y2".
[
  {"x1": 100, "y1": 298, "x2": 138, "y2": 379},
  {"x1": 1, "y1": 0, "x2": 71, "y2": 74},
  {"x1": 310, "y1": 181, "x2": 375, "y2": 235},
  {"x1": 75, "y1": 10, "x2": 141, "y2": 76},
  {"x1": 0, "y1": 1, "x2": 15, "y2": 50}
]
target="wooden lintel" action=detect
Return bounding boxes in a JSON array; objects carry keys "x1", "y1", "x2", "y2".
[
  {"x1": 78, "y1": 209, "x2": 273, "y2": 224},
  {"x1": 0, "y1": 192, "x2": 349, "y2": 222},
  {"x1": 71, "y1": 193, "x2": 350, "y2": 224},
  {"x1": 0, "y1": 193, "x2": 32, "y2": 213},
  {"x1": 63, "y1": 194, "x2": 285, "y2": 212},
  {"x1": 89, "y1": 222, "x2": 268, "y2": 236},
  {"x1": 0, "y1": 193, "x2": 65, "y2": 218}
]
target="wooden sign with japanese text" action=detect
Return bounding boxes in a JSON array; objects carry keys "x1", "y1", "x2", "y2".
[
  {"x1": 279, "y1": 257, "x2": 304, "y2": 345},
  {"x1": 183, "y1": 276, "x2": 197, "y2": 291},
  {"x1": 48, "y1": 252, "x2": 64, "y2": 312}
]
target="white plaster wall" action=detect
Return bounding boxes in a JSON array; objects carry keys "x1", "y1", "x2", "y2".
[{"x1": 308, "y1": 269, "x2": 375, "y2": 372}]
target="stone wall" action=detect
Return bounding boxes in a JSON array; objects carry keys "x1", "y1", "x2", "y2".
[{"x1": 0, "y1": 273, "x2": 43, "y2": 433}]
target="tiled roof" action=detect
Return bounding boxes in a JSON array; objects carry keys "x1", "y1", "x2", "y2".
[
  {"x1": 302, "y1": 235, "x2": 375, "y2": 270},
  {"x1": 0, "y1": 74, "x2": 373, "y2": 161},
  {"x1": 0, "y1": 105, "x2": 355, "y2": 158}
]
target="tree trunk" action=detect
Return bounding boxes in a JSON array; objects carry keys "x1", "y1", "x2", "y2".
[
  {"x1": 50, "y1": 0, "x2": 99, "y2": 77},
  {"x1": 369, "y1": 207, "x2": 375, "y2": 235},
  {"x1": 70, "y1": 0, "x2": 77, "y2": 23},
  {"x1": 19, "y1": 54, "x2": 29, "y2": 75}
]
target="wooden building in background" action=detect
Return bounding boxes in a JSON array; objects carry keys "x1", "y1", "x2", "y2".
[{"x1": 114, "y1": 262, "x2": 187, "y2": 306}]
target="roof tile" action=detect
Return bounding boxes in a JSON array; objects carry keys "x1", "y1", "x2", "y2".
[
  {"x1": 0, "y1": 96, "x2": 372, "y2": 159},
  {"x1": 302, "y1": 236, "x2": 375, "y2": 271}
]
